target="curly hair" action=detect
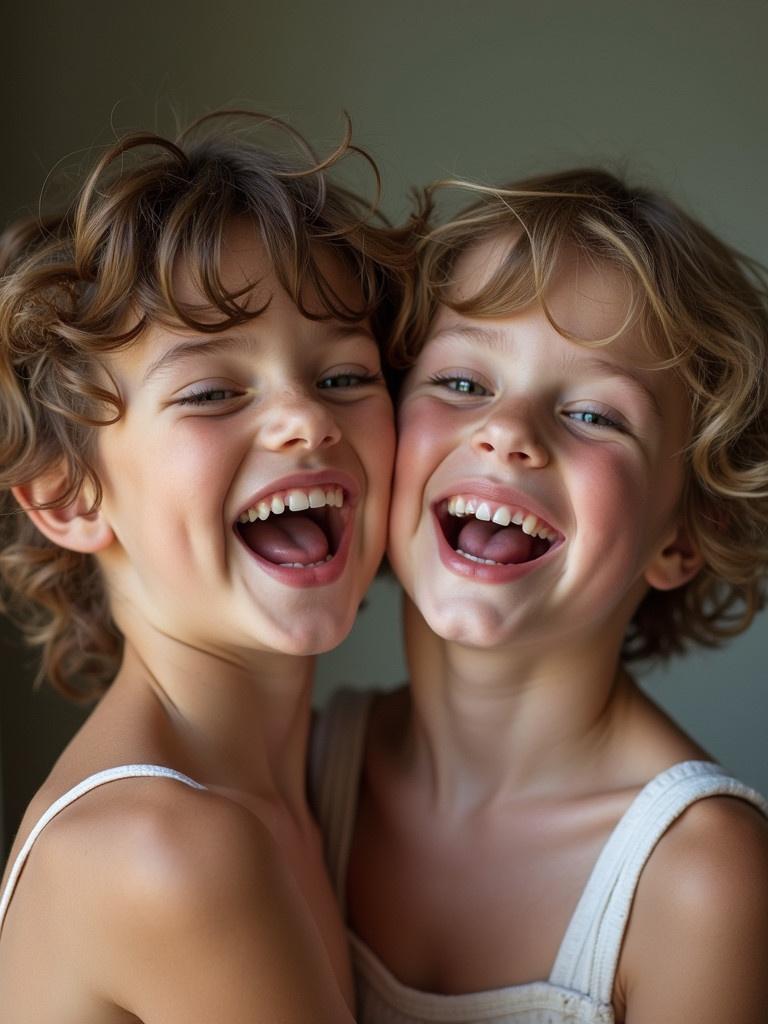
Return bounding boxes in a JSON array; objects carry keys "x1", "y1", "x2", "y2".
[
  {"x1": 391, "y1": 168, "x2": 768, "y2": 662},
  {"x1": 0, "y1": 112, "x2": 411, "y2": 699}
]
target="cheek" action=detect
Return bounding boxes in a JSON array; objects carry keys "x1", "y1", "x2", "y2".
[
  {"x1": 358, "y1": 398, "x2": 396, "y2": 490},
  {"x1": 98, "y1": 420, "x2": 235, "y2": 567},
  {"x1": 389, "y1": 399, "x2": 461, "y2": 562},
  {"x1": 575, "y1": 445, "x2": 646, "y2": 524}
]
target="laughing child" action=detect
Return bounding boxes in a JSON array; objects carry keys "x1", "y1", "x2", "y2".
[
  {"x1": 0, "y1": 114, "x2": 407, "y2": 1022},
  {"x1": 311, "y1": 169, "x2": 768, "y2": 1023}
]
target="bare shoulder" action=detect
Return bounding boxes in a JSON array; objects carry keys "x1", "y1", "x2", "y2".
[
  {"x1": 33, "y1": 778, "x2": 351, "y2": 1021},
  {"x1": 31, "y1": 776, "x2": 282, "y2": 927},
  {"x1": 640, "y1": 793, "x2": 768, "y2": 918},
  {"x1": 617, "y1": 793, "x2": 768, "y2": 1023}
]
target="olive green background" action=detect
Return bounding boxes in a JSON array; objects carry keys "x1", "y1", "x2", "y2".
[{"x1": 1, "y1": 0, "x2": 766, "y2": 852}]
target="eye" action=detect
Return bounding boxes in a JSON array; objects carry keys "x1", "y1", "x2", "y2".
[
  {"x1": 177, "y1": 386, "x2": 243, "y2": 406},
  {"x1": 317, "y1": 371, "x2": 383, "y2": 389},
  {"x1": 565, "y1": 408, "x2": 623, "y2": 430},
  {"x1": 429, "y1": 373, "x2": 491, "y2": 396}
]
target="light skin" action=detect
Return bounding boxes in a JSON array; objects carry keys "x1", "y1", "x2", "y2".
[
  {"x1": 0, "y1": 221, "x2": 395, "y2": 1023},
  {"x1": 345, "y1": 238, "x2": 768, "y2": 1022}
]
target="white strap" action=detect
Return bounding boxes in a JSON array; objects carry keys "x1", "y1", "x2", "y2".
[
  {"x1": 309, "y1": 690, "x2": 373, "y2": 910},
  {"x1": 549, "y1": 760, "x2": 768, "y2": 1004},
  {"x1": 0, "y1": 764, "x2": 205, "y2": 935}
]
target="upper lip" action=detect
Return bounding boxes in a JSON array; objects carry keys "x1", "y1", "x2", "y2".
[
  {"x1": 432, "y1": 479, "x2": 563, "y2": 537},
  {"x1": 234, "y1": 469, "x2": 360, "y2": 522}
]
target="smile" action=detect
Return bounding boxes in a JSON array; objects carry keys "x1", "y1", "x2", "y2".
[
  {"x1": 234, "y1": 476, "x2": 356, "y2": 587},
  {"x1": 434, "y1": 493, "x2": 563, "y2": 574}
]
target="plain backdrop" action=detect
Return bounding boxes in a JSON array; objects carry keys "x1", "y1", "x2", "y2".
[{"x1": 1, "y1": 0, "x2": 766, "y2": 852}]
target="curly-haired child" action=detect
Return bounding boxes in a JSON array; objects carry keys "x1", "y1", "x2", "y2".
[
  {"x1": 311, "y1": 168, "x2": 768, "y2": 1024},
  {"x1": 0, "y1": 113, "x2": 407, "y2": 1023}
]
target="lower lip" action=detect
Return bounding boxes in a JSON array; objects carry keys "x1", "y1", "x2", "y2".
[
  {"x1": 432, "y1": 509, "x2": 560, "y2": 583},
  {"x1": 234, "y1": 511, "x2": 355, "y2": 589}
]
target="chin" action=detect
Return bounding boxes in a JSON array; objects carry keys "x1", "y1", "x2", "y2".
[
  {"x1": 269, "y1": 604, "x2": 358, "y2": 656},
  {"x1": 420, "y1": 595, "x2": 514, "y2": 649}
]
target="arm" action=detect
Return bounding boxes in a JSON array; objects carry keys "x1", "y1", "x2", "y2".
[
  {"x1": 616, "y1": 796, "x2": 768, "y2": 1024},
  {"x1": 70, "y1": 785, "x2": 355, "y2": 1024}
]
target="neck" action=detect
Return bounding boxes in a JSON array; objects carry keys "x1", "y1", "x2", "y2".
[
  {"x1": 108, "y1": 623, "x2": 316, "y2": 813},
  {"x1": 401, "y1": 597, "x2": 639, "y2": 812}
]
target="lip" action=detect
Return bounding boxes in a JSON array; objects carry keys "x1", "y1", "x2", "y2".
[
  {"x1": 233, "y1": 468, "x2": 359, "y2": 589},
  {"x1": 431, "y1": 478, "x2": 564, "y2": 583}
]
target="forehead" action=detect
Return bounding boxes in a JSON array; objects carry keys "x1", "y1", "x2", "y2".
[
  {"x1": 449, "y1": 233, "x2": 637, "y2": 346},
  {"x1": 171, "y1": 216, "x2": 364, "y2": 317}
]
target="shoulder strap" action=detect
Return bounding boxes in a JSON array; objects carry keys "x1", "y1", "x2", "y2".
[
  {"x1": 309, "y1": 689, "x2": 374, "y2": 911},
  {"x1": 549, "y1": 760, "x2": 768, "y2": 1005},
  {"x1": 0, "y1": 764, "x2": 205, "y2": 935}
]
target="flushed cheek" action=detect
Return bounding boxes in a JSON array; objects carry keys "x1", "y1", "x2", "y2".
[
  {"x1": 391, "y1": 400, "x2": 458, "y2": 524},
  {"x1": 564, "y1": 449, "x2": 669, "y2": 596}
]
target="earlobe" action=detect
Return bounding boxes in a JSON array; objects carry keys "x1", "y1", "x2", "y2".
[
  {"x1": 644, "y1": 522, "x2": 704, "y2": 591},
  {"x1": 12, "y1": 473, "x2": 114, "y2": 554}
]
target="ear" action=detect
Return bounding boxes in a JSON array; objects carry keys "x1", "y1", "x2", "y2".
[
  {"x1": 12, "y1": 469, "x2": 114, "y2": 554},
  {"x1": 644, "y1": 521, "x2": 704, "y2": 591}
]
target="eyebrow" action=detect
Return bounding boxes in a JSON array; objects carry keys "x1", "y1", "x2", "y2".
[
  {"x1": 142, "y1": 324, "x2": 376, "y2": 384},
  {"x1": 430, "y1": 323, "x2": 664, "y2": 420},
  {"x1": 430, "y1": 323, "x2": 508, "y2": 350},
  {"x1": 574, "y1": 355, "x2": 664, "y2": 421}
]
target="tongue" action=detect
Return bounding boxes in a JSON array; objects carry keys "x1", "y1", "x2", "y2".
[
  {"x1": 456, "y1": 519, "x2": 536, "y2": 564},
  {"x1": 241, "y1": 515, "x2": 329, "y2": 565}
]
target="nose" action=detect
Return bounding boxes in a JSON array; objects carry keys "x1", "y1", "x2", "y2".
[
  {"x1": 471, "y1": 404, "x2": 550, "y2": 468},
  {"x1": 257, "y1": 389, "x2": 342, "y2": 452}
]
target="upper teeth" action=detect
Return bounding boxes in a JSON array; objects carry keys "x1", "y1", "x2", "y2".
[
  {"x1": 445, "y1": 495, "x2": 556, "y2": 541},
  {"x1": 238, "y1": 487, "x2": 344, "y2": 524}
]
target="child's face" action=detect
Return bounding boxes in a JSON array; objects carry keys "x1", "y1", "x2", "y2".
[
  {"x1": 92, "y1": 220, "x2": 394, "y2": 657},
  {"x1": 389, "y1": 237, "x2": 695, "y2": 652}
]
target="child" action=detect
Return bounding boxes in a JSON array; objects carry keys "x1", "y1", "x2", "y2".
[
  {"x1": 0, "y1": 114, "x2": 406, "y2": 1022},
  {"x1": 311, "y1": 169, "x2": 768, "y2": 1023}
]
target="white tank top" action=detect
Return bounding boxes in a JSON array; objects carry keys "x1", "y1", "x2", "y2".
[
  {"x1": 310, "y1": 690, "x2": 768, "y2": 1024},
  {"x1": 0, "y1": 764, "x2": 206, "y2": 937}
]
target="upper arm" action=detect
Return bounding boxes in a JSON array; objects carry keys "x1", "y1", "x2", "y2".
[
  {"x1": 617, "y1": 796, "x2": 768, "y2": 1024},
  {"x1": 71, "y1": 787, "x2": 354, "y2": 1024}
]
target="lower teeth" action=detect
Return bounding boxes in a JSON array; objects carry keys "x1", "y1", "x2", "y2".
[
  {"x1": 456, "y1": 548, "x2": 502, "y2": 566},
  {"x1": 278, "y1": 555, "x2": 334, "y2": 568}
]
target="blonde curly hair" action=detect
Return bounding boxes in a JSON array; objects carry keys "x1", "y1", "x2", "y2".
[
  {"x1": 392, "y1": 168, "x2": 768, "y2": 662},
  {"x1": 0, "y1": 113, "x2": 411, "y2": 698}
]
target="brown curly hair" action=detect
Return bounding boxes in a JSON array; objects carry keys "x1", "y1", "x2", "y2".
[
  {"x1": 0, "y1": 112, "x2": 411, "y2": 699},
  {"x1": 391, "y1": 168, "x2": 768, "y2": 662}
]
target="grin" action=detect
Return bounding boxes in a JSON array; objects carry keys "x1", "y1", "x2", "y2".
[
  {"x1": 436, "y1": 495, "x2": 561, "y2": 567},
  {"x1": 236, "y1": 486, "x2": 348, "y2": 568}
]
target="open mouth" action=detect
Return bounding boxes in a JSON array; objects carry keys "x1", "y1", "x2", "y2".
[
  {"x1": 436, "y1": 495, "x2": 560, "y2": 566},
  {"x1": 236, "y1": 486, "x2": 347, "y2": 568}
]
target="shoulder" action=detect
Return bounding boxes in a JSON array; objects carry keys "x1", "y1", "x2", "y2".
[
  {"x1": 617, "y1": 791, "x2": 768, "y2": 1022},
  {"x1": 28, "y1": 774, "x2": 289, "y2": 939},
  {"x1": 639, "y1": 790, "x2": 768, "y2": 917},
  {"x1": 31, "y1": 778, "x2": 350, "y2": 1019}
]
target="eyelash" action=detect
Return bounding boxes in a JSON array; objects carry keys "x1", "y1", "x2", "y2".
[
  {"x1": 177, "y1": 387, "x2": 243, "y2": 406},
  {"x1": 428, "y1": 373, "x2": 490, "y2": 396},
  {"x1": 177, "y1": 371, "x2": 382, "y2": 406},
  {"x1": 317, "y1": 371, "x2": 383, "y2": 390},
  {"x1": 425, "y1": 374, "x2": 625, "y2": 434},
  {"x1": 565, "y1": 408, "x2": 623, "y2": 430}
]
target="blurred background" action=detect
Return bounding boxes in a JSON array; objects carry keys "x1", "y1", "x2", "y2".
[{"x1": 1, "y1": 0, "x2": 766, "y2": 853}]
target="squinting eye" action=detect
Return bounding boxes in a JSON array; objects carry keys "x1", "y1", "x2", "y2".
[
  {"x1": 567, "y1": 409, "x2": 620, "y2": 429},
  {"x1": 429, "y1": 374, "x2": 490, "y2": 396},
  {"x1": 317, "y1": 372, "x2": 382, "y2": 389},
  {"x1": 177, "y1": 387, "x2": 241, "y2": 406}
]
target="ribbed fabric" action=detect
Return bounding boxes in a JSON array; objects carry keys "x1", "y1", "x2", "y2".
[
  {"x1": 310, "y1": 690, "x2": 768, "y2": 1024},
  {"x1": 0, "y1": 764, "x2": 206, "y2": 936}
]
